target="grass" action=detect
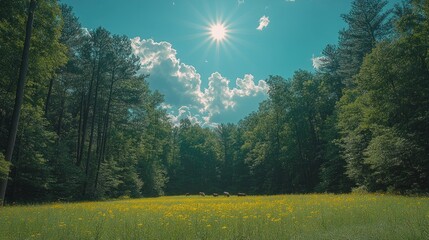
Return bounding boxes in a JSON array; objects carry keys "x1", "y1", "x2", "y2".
[{"x1": 0, "y1": 194, "x2": 428, "y2": 240}]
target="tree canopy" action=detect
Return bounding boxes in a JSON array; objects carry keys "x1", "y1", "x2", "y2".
[{"x1": 0, "y1": 0, "x2": 428, "y2": 204}]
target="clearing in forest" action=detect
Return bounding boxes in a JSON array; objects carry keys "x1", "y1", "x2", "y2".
[{"x1": 0, "y1": 194, "x2": 428, "y2": 240}]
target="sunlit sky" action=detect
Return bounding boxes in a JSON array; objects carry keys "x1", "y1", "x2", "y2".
[{"x1": 60, "y1": 0, "x2": 398, "y2": 126}]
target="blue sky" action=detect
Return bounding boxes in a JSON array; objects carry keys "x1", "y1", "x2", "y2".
[{"x1": 60, "y1": 0, "x2": 395, "y2": 126}]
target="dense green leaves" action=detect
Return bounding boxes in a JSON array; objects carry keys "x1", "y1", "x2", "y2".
[
  {"x1": 337, "y1": 0, "x2": 429, "y2": 193},
  {"x1": 0, "y1": 153, "x2": 10, "y2": 181},
  {"x1": 237, "y1": 0, "x2": 428, "y2": 194},
  {"x1": 338, "y1": 0, "x2": 392, "y2": 86},
  {"x1": 0, "y1": 2, "x2": 174, "y2": 202},
  {"x1": 0, "y1": 0, "x2": 428, "y2": 203}
]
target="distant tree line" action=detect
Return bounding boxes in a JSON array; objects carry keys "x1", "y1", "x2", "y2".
[{"x1": 0, "y1": 0, "x2": 428, "y2": 204}]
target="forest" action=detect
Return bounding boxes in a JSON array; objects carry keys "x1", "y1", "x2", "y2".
[{"x1": 0, "y1": 0, "x2": 428, "y2": 205}]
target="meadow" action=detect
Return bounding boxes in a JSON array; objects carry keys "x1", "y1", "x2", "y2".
[{"x1": 0, "y1": 194, "x2": 428, "y2": 240}]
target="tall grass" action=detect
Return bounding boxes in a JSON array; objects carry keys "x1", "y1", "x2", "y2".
[{"x1": 1, "y1": 194, "x2": 428, "y2": 239}]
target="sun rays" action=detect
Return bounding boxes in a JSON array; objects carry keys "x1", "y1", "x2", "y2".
[{"x1": 210, "y1": 23, "x2": 228, "y2": 42}]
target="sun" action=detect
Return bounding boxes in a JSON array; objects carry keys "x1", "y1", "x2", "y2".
[{"x1": 210, "y1": 23, "x2": 227, "y2": 41}]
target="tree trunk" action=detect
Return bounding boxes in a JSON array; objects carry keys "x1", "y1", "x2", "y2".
[
  {"x1": 56, "y1": 90, "x2": 66, "y2": 136},
  {"x1": 44, "y1": 77, "x2": 54, "y2": 117},
  {"x1": 93, "y1": 99, "x2": 104, "y2": 195},
  {"x1": 0, "y1": 0, "x2": 37, "y2": 206},
  {"x1": 76, "y1": 92, "x2": 84, "y2": 164},
  {"x1": 83, "y1": 57, "x2": 103, "y2": 197},
  {"x1": 76, "y1": 53, "x2": 98, "y2": 167},
  {"x1": 94, "y1": 70, "x2": 115, "y2": 194}
]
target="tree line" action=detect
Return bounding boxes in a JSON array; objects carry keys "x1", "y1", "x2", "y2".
[{"x1": 0, "y1": 0, "x2": 428, "y2": 204}]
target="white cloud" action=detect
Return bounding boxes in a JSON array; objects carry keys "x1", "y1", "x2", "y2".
[
  {"x1": 257, "y1": 16, "x2": 270, "y2": 31},
  {"x1": 203, "y1": 72, "x2": 235, "y2": 114},
  {"x1": 311, "y1": 55, "x2": 330, "y2": 70},
  {"x1": 131, "y1": 37, "x2": 205, "y2": 108},
  {"x1": 202, "y1": 73, "x2": 269, "y2": 126},
  {"x1": 160, "y1": 103, "x2": 172, "y2": 110},
  {"x1": 131, "y1": 38, "x2": 268, "y2": 127},
  {"x1": 234, "y1": 74, "x2": 268, "y2": 97},
  {"x1": 238, "y1": 0, "x2": 245, "y2": 6},
  {"x1": 285, "y1": 0, "x2": 296, "y2": 2},
  {"x1": 167, "y1": 106, "x2": 202, "y2": 126}
]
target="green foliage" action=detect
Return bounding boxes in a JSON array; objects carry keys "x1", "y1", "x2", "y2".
[
  {"x1": 317, "y1": 115, "x2": 353, "y2": 193},
  {"x1": 0, "y1": 153, "x2": 11, "y2": 181},
  {"x1": 167, "y1": 119, "x2": 221, "y2": 194},
  {"x1": 1, "y1": 0, "x2": 428, "y2": 203},
  {"x1": 364, "y1": 128, "x2": 420, "y2": 191},
  {"x1": 238, "y1": 71, "x2": 342, "y2": 194},
  {"x1": 338, "y1": 0, "x2": 392, "y2": 86},
  {"x1": 0, "y1": 0, "x2": 68, "y2": 202},
  {"x1": 10, "y1": 104, "x2": 56, "y2": 201},
  {"x1": 337, "y1": 0, "x2": 429, "y2": 193}
]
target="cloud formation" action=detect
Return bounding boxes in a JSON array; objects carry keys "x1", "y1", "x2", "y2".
[
  {"x1": 131, "y1": 37, "x2": 268, "y2": 127},
  {"x1": 131, "y1": 38, "x2": 205, "y2": 108},
  {"x1": 238, "y1": 0, "x2": 244, "y2": 6},
  {"x1": 234, "y1": 74, "x2": 268, "y2": 97},
  {"x1": 311, "y1": 55, "x2": 330, "y2": 70},
  {"x1": 257, "y1": 16, "x2": 270, "y2": 31}
]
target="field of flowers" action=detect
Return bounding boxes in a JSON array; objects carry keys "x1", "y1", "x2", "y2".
[{"x1": 0, "y1": 194, "x2": 428, "y2": 239}]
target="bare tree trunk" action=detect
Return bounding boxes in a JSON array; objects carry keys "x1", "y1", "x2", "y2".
[
  {"x1": 0, "y1": 0, "x2": 37, "y2": 206},
  {"x1": 94, "y1": 70, "x2": 115, "y2": 194},
  {"x1": 44, "y1": 77, "x2": 54, "y2": 117},
  {"x1": 95, "y1": 109, "x2": 103, "y2": 165},
  {"x1": 9, "y1": 131, "x2": 24, "y2": 202},
  {"x1": 76, "y1": 54, "x2": 98, "y2": 167},
  {"x1": 83, "y1": 59, "x2": 102, "y2": 197},
  {"x1": 76, "y1": 92, "x2": 84, "y2": 164},
  {"x1": 56, "y1": 93, "x2": 65, "y2": 136},
  {"x1": 93, "y1": 99, "x2": 104, "y2": 195}
]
